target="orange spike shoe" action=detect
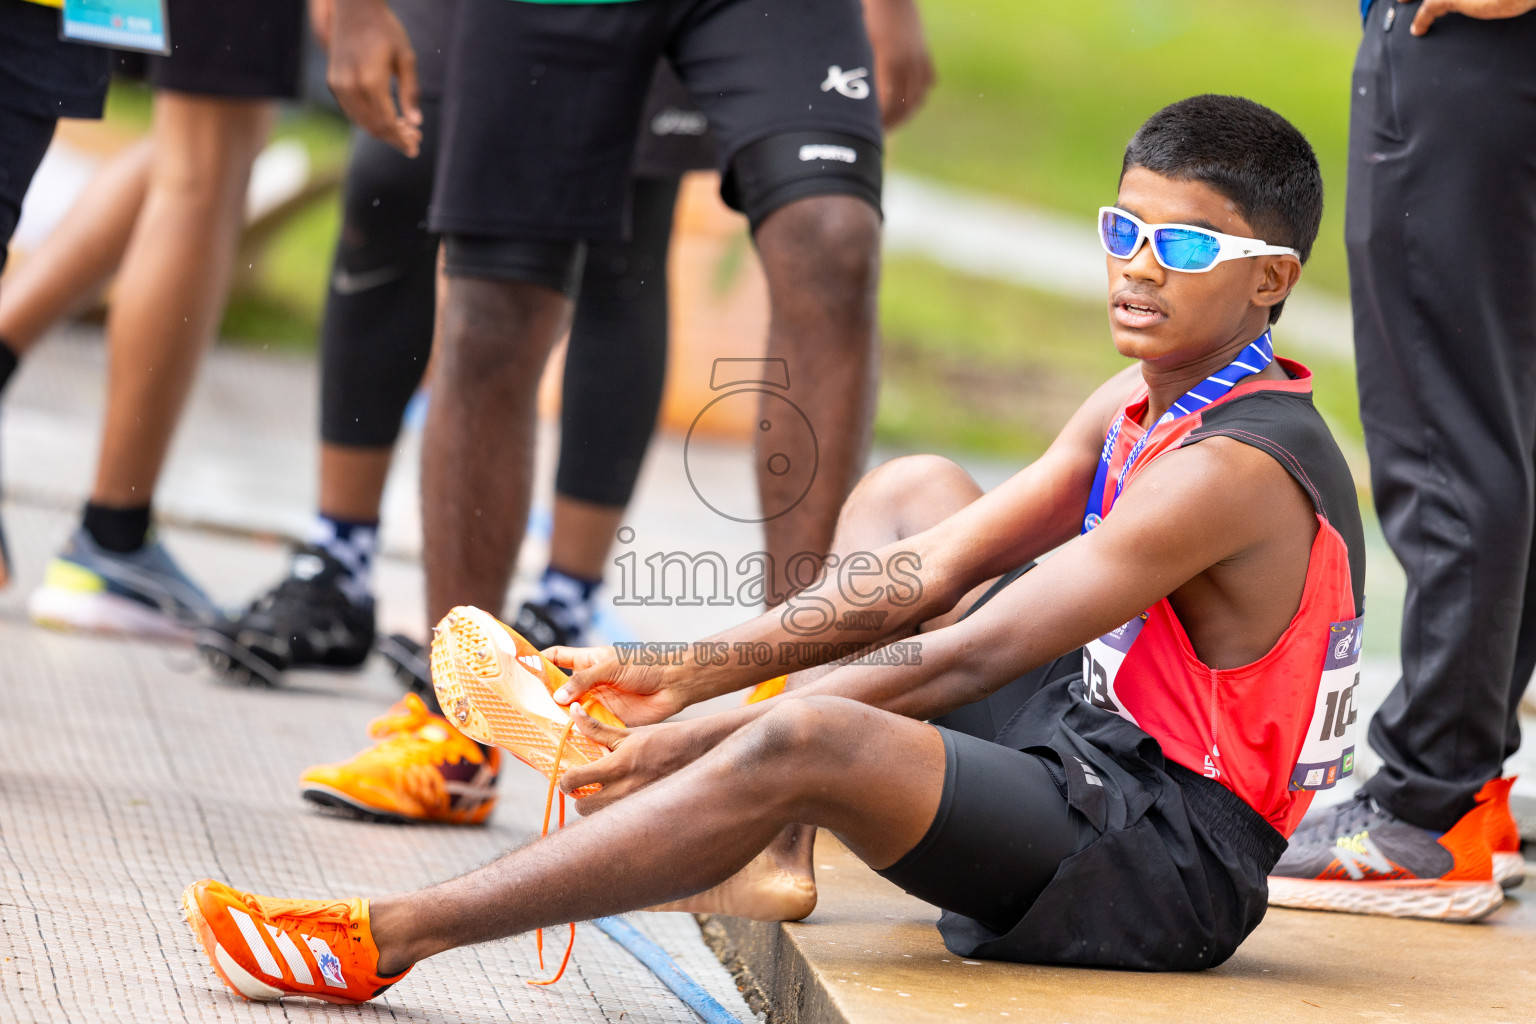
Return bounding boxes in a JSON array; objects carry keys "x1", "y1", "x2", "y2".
[
  {"x1": 299, "y1": 693, "x2": 499, "y2": 824},
  {"x1": 181, "y1": 879, "x2": 408, "y2": 1004},
  {"x1": 431, "y1": 605, "x2": 624, "y2": 797},
  {"x1": 1476, "y1": 776, "x2": 1526, "y2": 890}
]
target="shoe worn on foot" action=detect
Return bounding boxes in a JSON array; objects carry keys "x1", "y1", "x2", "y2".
[
  {"x1": 511, "y1": 599, "x2": 575, "y2": 652},
  {"x1": 29, "y1": 526, "x2": 222, "y2": 639},
  {"x1": 181, "y1": 878, "x2": 407, "y2": 1004},
  {"x1": 1477, "y1": 776, "x2": 1526, "y2": 889},
  {"x1": 377, "y1": 632, "x2": 430, "y2": 695},
  {"x1": 430, "y1": 605, "x2": 623, "y2": 797},
  {"x1": 1267, "y1": 791, "x2": 1504, "y2": 921},
  {"x1": 299, "y1": 693, "x2": 499, "y2": 824},
  {"x1": 198, "y1": 546, "x2": 375, "y2": 686}
]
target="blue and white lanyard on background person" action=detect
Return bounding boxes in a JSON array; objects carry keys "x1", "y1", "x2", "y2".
[{"x1": 1082, "y1": 330, "x2": 1275, "y2": 534}]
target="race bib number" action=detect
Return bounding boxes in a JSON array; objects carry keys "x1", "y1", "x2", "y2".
[
  {"x1": 1081, "y1": 613, "x2": 1148, "y2": 726},
  {"x1": 1289, "y1": 615, "x2": 1364, "y2": 791}
]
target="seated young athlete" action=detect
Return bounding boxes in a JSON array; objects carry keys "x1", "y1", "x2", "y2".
[{"x1": 183, "y1": 96, "x2": 1494, "y2": 1003}]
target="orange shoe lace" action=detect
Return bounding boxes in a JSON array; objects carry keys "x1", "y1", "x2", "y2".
[
  {"x1": 240, "y1": 893, "x2": 362, "y2": 962},
  {"x1": 529, "y1": 717, "x2": 579, "y2": 986}
]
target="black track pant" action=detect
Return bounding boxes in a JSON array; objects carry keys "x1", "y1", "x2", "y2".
[
  {"x1": 1350, "y1": 1, "x2": 1536, "y2": 830},
  {"x1": 320, "y1": 102, "x2": 676, "y2": 510}
]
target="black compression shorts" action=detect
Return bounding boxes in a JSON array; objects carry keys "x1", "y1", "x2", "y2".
[
  {"x1": 878, "y1": 566, "x2": 1288, "y2": 971},
  {"x1": 123, "y1": 0, "x2": 305, "y2": 99},
  {"x1": 431, "y1": 0, "x2": 881, "y2": 242}
]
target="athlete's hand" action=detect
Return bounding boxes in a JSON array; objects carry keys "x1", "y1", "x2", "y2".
[
  {"x1": 559, "y1": 710, "x2": 720, "y2": 814},
  {"x1": 1400, "y1": 0, "x2": 1536, "y2": 35},
  {"x1": 546, "y1": 645, "x2": 686, "y2": 726},
  {"x1": 327, "y1": 0, "x2": 422, "y2": 156},
  {"x1": 863, "y1": 0, "x2": 935, "y2": 130}
]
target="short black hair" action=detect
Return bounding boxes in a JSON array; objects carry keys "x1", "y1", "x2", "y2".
[{"x1": 1121, "y1": 95, "x2": 1323, "y2": 323}]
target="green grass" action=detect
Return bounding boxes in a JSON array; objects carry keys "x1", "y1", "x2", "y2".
[{"x1": 891, "y1": 0, "x2": 1360, "y2": 298}]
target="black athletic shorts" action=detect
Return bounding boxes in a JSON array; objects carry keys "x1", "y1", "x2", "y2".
[
  {"x1": 432, "y1": 0, "x2": 881, "y2": 241},
  {"x1": 0, "y1": 0, "x2": 111, "y2": 119},
  {"x1": 118, "y1": 0, "x2": 305, "y2": 99},
  {"x1": 877, "y1": 566, "x2": 1289, "y2": 971}
]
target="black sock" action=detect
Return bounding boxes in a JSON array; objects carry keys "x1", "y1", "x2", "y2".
[
  {"x1": 82, "y1": 502, "x2": 153, "y2": 554},
  {"x1": 0, "y1": 338, "x2": 17, "y2": 395}
]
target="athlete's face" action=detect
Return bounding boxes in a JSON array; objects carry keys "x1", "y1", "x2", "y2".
[{"x1": 1105, "y1": 168, "x2": 1300, "y2": 370}]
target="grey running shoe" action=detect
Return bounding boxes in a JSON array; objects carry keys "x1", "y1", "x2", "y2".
[
  {"x1": 28, "y1": 527, "x2": 223, "y2": 640},
  {"x1": 1268, "y1": 790, "x2": 1504, "y2": 921}
]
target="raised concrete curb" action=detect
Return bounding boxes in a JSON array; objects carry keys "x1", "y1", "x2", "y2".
[{"x1": 705, "y1": 834, "x2": 1533, "y2": 1024}]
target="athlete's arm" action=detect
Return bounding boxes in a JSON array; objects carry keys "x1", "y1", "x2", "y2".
[
  {"x1": 550, "y1": 367, "x2": 1140, "y2": 721},
  {"x1": 798, "y1": 438, "x2": 1309, "y2": 720},
  {"x1": 327, "y1": 0, "x2": 422, "y2": 157},
  {"x1": 560, "y1": 437, "x2": 1306, "y2": 809},
  {"x1": 863, "y1": 0, "x2": 935, "y2": 130}
]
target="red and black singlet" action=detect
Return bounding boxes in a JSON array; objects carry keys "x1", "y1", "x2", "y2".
[{"x1": 1080, "y1": 358, "x2": 1366, "y2": 837}]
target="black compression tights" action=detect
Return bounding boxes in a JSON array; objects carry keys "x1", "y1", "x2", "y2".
[{"x1": 320, "y1": 106, "x2": 677, "y2": 510}]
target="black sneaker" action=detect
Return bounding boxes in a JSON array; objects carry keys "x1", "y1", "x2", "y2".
[
  {"x1": 511, "y1": 599, "x2": 577, "y2": 651},
  {"x1": 197, "y1": 545, "x2": 375, "y2": 686},
  {"x1": 376, "y1": 632, "x2": 430, "y2": 695}
]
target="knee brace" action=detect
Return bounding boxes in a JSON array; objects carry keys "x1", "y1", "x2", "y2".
[
  {"x1": 441, "y1": 235, "x2": 587, "y2": 297},
  {"x1": 723, "y1": 131, "x2": 883, "y2": 232}
]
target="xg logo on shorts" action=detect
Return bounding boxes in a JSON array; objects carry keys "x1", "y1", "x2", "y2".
[{"x1": 821, "y1": 65, "x2": 870, "y2": 100}]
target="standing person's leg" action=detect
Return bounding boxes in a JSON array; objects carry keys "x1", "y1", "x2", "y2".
[
  {"x1": 754, "y1": 196, "x2": 879, "y2": 593},
  {"x1": 27, "y1": 91, "x2": 274, "y2": 637},
  {"x1": 198, "y1": 112, "x2": 442, "y2": 687},
  {"x1": 671, "y1": 0, "x2": 885, "y2": 602},
  {"x1": 1351, "y1": 9, "x2": 1536, "y2": 831},
  {"x1": 1271, "y1": 5, "x2": 1536, "y2": 914},
  {"x1": 0, "y1": 139, "x2": 153, "y2": 355},
  {"x1": 91, "y1": 92, "x2": 274, "y2": 515},
  {"x1": 421, "y1": 0, "x2": 662, "y2": 632},
  {"x1": 515, "y1": 175, "x2": 681, "y2": 649}
]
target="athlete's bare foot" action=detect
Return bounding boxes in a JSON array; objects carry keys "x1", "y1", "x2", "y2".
[{"x1": 647, "y1": 824, "x2": 816, "y2": 921}]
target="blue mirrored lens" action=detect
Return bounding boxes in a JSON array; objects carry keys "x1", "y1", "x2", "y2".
[
  {"x1": 1100, "y1": 211, "x2": 1140, "y2": 257},
  {"x1": 1153, "y1": 228, "x2": 1221, "y2": 270}
]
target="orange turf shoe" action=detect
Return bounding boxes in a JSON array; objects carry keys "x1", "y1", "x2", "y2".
[
  {"x1": 181, "y1": 879, "x2": 408, "y2": 1004},
  {"x1": 299, "y1": 693, "x2": 499, "y2": 824},
  {"x1": 430, "y1": 605, "x2": 623, "y2": 797},
  {"x1": 1476, "y1": 776, "x2": 1527, "y2": 889}
]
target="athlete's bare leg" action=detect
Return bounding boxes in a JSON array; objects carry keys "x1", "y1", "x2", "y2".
[
  {"x1": 658, "y1": 454, "x2": 986, "y2": 921},
  {"x1": 368, "y1": 696, "x2": 945, "y2": 975},
  {"x1": 0, "y1": 140, "x2": 153, "y2": 354},
  {"x1": 319, "y1": 443, "x2": 394, "y2": 523},
  {"x1": 548, "y1": 494, "x2": 625, "y2": 581},
  {"x1": 421, "y1": 276, "x2": 571, "y2": 627},
  {"x1": 753, "y1": 195, "x2": 882, "y2": 601},
  {"x1": 91, "y1": 93, "x2": 274, "y2": 507}
]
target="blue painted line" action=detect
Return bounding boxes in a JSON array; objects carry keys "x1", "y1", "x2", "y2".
[{"x1": 592, "y1": 916, "x2": 746, "y2": 1024}]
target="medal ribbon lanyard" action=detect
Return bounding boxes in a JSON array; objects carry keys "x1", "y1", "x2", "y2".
[{"x1": 1082, "y1": 330, "x2": 1274, "y2": 534}]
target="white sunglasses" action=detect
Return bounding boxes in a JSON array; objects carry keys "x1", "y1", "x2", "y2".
[{"x1": 1098, "y1": 206, "x2": 1299, "y2": 273}]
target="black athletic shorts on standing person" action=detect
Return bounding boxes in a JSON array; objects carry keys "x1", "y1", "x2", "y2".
[
  {"x1": 877, "y1": 565, "x2": 1289, "y2": 971},
  {"x1": 0, "y1": 0, "x2": 111, "y2": 273},
  {"x1": 397, "y1": 0, "x2": 715, "y2": 174},
  {"x1": 126, "y1": 0, "x2": 305, "y2": 99},
  {"x1": 433, "y1": 0, "x2": 882, "y2": 242}
]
